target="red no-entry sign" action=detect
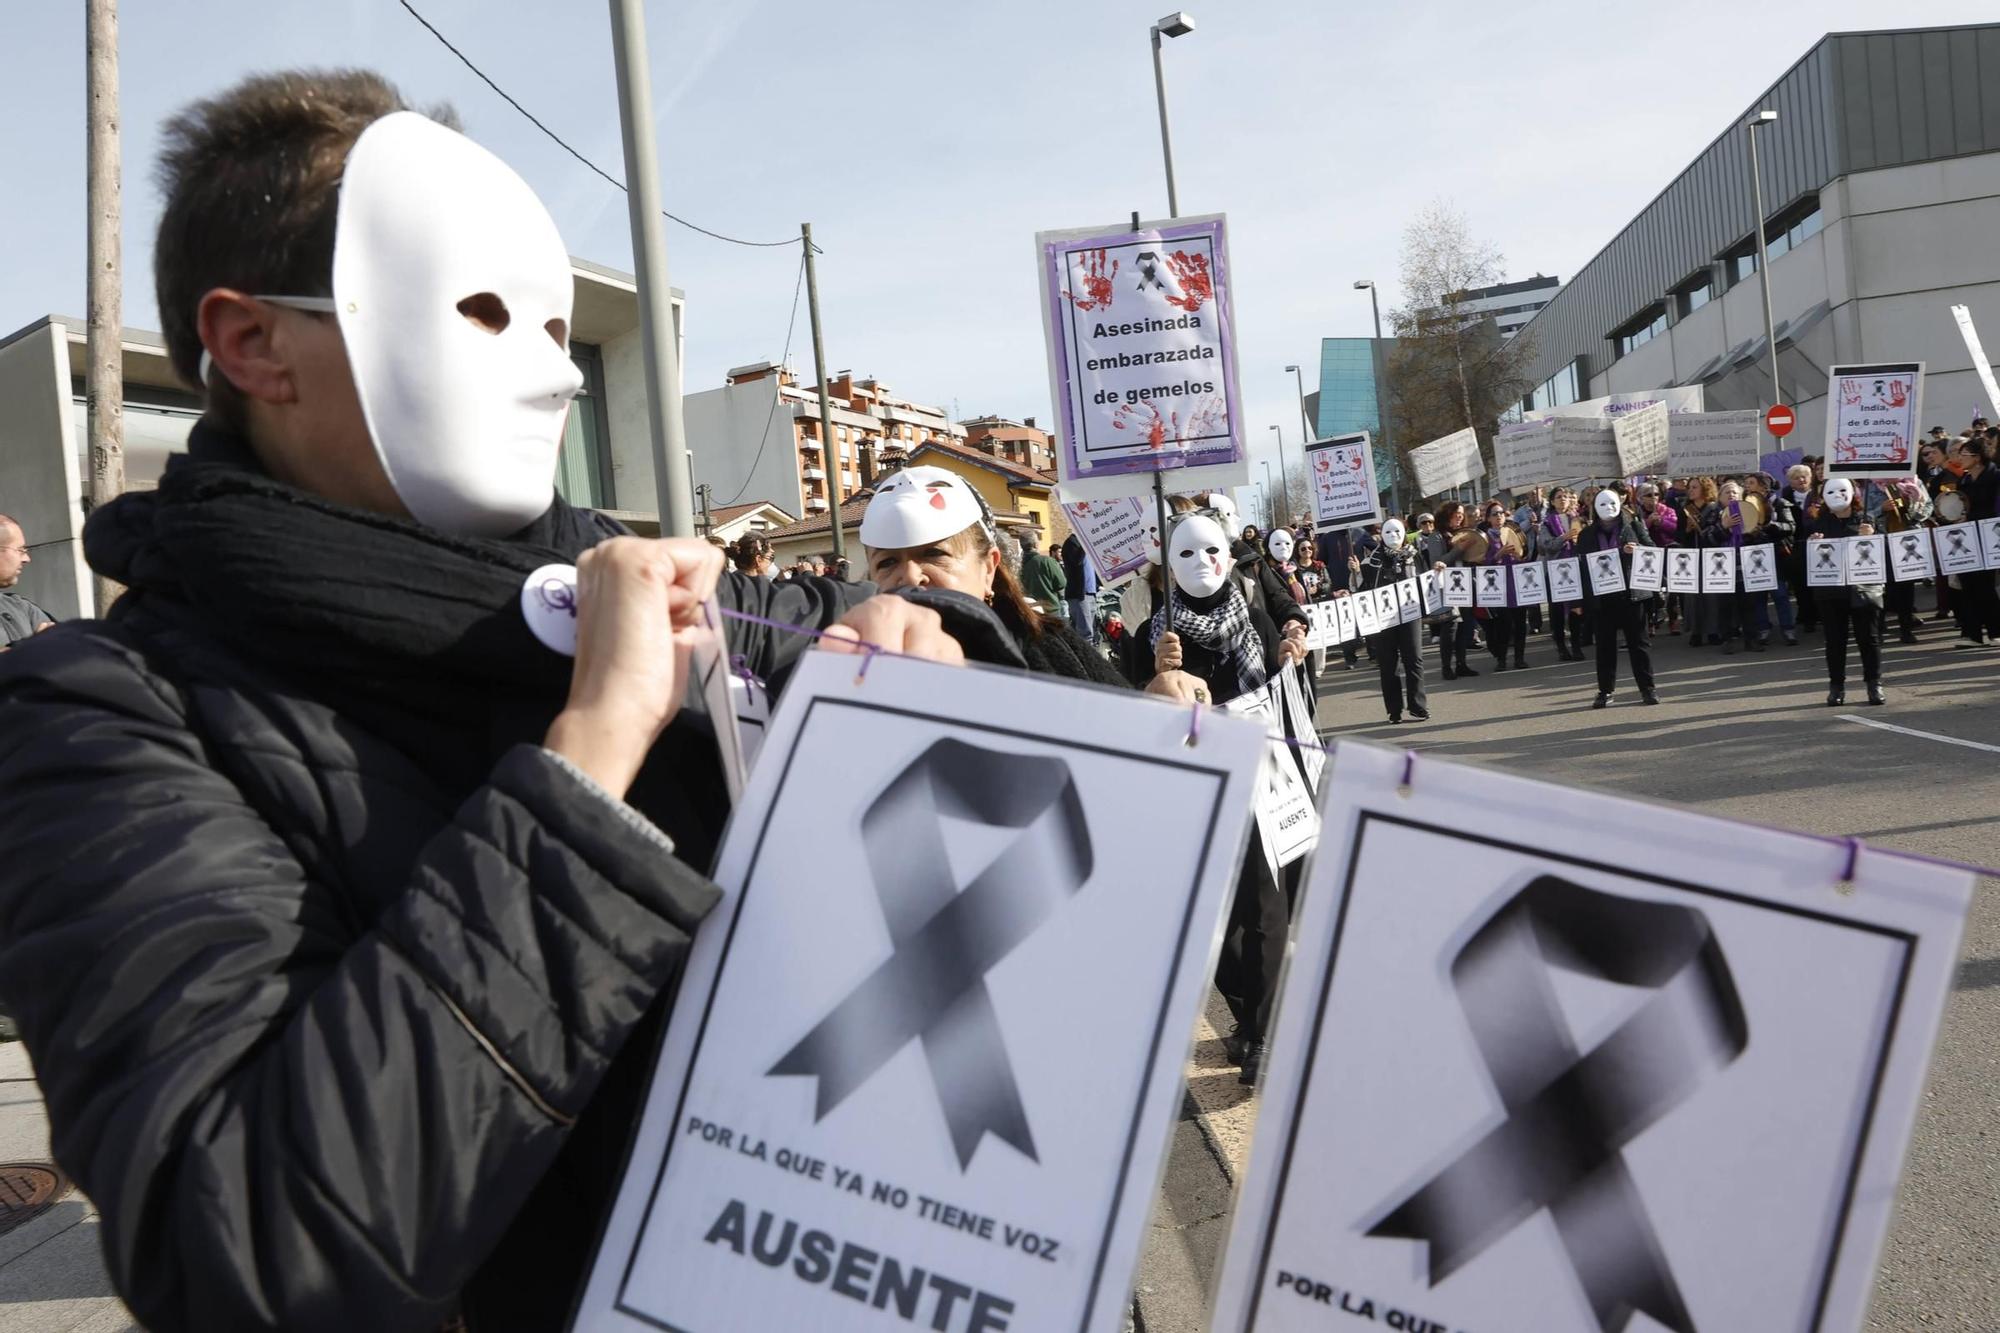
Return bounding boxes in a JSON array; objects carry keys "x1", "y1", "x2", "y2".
[{"x1": 1766, "y1": 404, "x2": 1796, "y2": 438}]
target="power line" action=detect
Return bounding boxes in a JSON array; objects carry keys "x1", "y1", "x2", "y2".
[
  {"x1": 718, "y1": 251, "x2": 810, "y2": 507},
  {"x1": 396, "y1": 0, "x2": 797, "y2": 248}
]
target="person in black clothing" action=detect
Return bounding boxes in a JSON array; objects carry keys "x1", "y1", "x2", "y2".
[
  {"x1": 1424, "y1": 501, "x2": 1481, "y2": 679},
  {"x1": 1805, "y1": 477, "x2": 1886, "y2": 704},
  {"x1": 1352, "y1": 517, "x2": 1427, "y2": 723},
  {"x1": 1316, "y1": 526, "x2": 1362, "y2": 669},
  {"x1": 1574, "y1": 488, "x2": 1660, "y2": 708},
  {"x1": 1952, "y1": 437, "x2": 2000, "y2": 646},
  {"x1": 0, "y1": 73, "x2": 972, "y2": 1333}
]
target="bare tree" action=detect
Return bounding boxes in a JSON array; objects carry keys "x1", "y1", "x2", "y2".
[{"x1": 1385, "y1": 201, "x2": 1538, "y2": 491}]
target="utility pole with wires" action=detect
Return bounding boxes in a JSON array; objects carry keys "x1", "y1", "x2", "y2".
[
  {"x1": 802, "y1": 222, "x2": 844, "y2": 564},
  {"x1": 86, "y1": 0, "x2": 124, "y2": 614}
]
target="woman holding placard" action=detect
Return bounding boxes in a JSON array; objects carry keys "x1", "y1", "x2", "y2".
[
  {"x1": 1804, "y1": 477, "x2": 1886, "y2": 705},
  {"x1": 1575, "y1": 489, "x2": 1661, "y2": 708},
  {"x1": 1424, "y1": 501, "x2": 1482, "y2": 680}
]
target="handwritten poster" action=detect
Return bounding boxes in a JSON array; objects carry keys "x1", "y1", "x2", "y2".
[
  {"x1": 1667, "y1": 410, "x2": 1763, "y2": 475},
  {"x1": 1550, "y1": 415, "x2": 1619, "y2": 478},
  {"x1": 1060, "y1": 495, "x2": 1154, "y2": 583},
  {"x1": 1825, "y1": 362, "x2": 1922, "y2": 480},
  {"x1": 1407, "y1": 427, "x2": 1484, "y2": 496},
  {"x1": 1304, "y1": 432, "x2": 1382, "y2": 532},
  {"x1": 1612, "y1": 401, "x2": 1670, "y2": 476},
  {"x1": 1495, "y1": 419, "x2": 1554, "y2": 491}
]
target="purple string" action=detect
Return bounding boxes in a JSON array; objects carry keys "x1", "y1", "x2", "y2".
[
  {"x1": 1401, "y1": 750, "x2": 1417, "y2": 788},
  {"x1": 729, "y1": 654, "x2": 764, "y2": 705},
  {"x1": 1841, "y1": 836, "x2": 1861, "y2": 884}
]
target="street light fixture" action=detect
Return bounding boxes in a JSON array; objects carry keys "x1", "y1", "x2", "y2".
[
  {"x1": 1268, "y1": 424, "x2": 1294, "y2": 527},
  {"x1": 1259, "y1": 461, "x2": 1275, "y2": 528},
  {"x1": 1745, "y1": 109, "x2": 1783, "y2": 410},
  {"x1": 1352, "y1": 279, "x2": 1399, "y2": 515},
  {"x1": 1149, "y1": 13, "x2": 1195, "y2": 217},
  {"x1": 1283, "y1": 363, "x2": 1315, "y2": 451}
]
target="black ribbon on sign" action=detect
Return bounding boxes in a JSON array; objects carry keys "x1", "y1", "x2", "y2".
[
  {"x1": 768, "y1": 737, "x2": 1094, "y2": 1169},
  {"x1": 1364, "y1": 875, "x2": 1749, "y2": 1333}
]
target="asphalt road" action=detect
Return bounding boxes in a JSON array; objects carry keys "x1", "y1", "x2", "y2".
[{"x1": 1142, "y1": 614, "x2": 1998, "y2": 1332}]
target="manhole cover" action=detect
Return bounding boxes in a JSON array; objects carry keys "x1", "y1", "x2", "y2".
[{"x1": 0, "y1": 1163, "x2": 69, "y2": 1236}]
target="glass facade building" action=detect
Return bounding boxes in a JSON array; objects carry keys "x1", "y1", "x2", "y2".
[{"x1": 1315, "y1": 338, "x2": 1382, "y2": 439}]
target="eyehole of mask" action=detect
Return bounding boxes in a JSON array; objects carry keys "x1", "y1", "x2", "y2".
[
  {"x1": 456, "y1": 292, "x2": 511, "y2": 334},
  {"x1": 544, "y1": 317, "x2": 568, "y2": 348}
]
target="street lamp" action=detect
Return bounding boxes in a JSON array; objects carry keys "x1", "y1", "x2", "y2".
[
  {"x1": 1268, "y1": 424, "x2": 1294, "y2": 526},
  {"x1": 1353, "y1": 279, "x2": 1399, "y2": 515},
  {"x1": 1259, "y1": 461, "x2": 1275, "y2": 527},
  {"x1": 1745, "y1": 109, "x2": 1783, "y2": 408},
  {"x1": 1283, "y1": 363, "x2": 1315, "y2": 447},
  {"x1": 1149, "y1": 13, "x2": 1195, "y2": 218}
]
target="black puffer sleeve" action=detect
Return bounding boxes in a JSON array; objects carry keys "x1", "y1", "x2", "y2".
[
  {"x1": 0, "y1": 627, "x2": 718, "y2": 1333},
  {"x1": 716, "y1": 570, "x2": 875, "y2": 693}
]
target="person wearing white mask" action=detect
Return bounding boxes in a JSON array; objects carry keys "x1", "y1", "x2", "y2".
[
  {"x1": 1573, "y1": 487, "x2": 1661, "y2": 708},
  {"x1": 1351, "y1": 517, "x2": 1428, "y2": 723},
  {"x1": 0, "y1": 72, "x2": 965, "y2": 1333},
  {"x1": 1804, "y1": 476, "x2": 1886, "y2": 705}
]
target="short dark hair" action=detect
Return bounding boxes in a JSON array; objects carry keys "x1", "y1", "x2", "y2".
[{"x1": 153, "y1": 69, "x2": 456, "y2": 391}]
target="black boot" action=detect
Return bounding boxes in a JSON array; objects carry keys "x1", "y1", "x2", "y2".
[
  {"x1": 1440, "y1": 652, "x2": 1456, "y2": 681},
  {"x1": 1826, "y1": 686, "x2": 1845, "y2": 706},
  {"x1": 1456, "y1": 653, "x2": 1478, "y2": 677},
  {"x1": 1238, "y1": 1041, "x2": 1267, "y2": 1086},
  {"x1": 1513, "y1": 649, "x2": 1527, "y2": 669},
  {"x1": 1866, "y1": 681, "x2": 1886, "y2": 706}
]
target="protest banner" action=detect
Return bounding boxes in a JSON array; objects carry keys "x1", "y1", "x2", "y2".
[
  {"x1": 1441, "y1": 567, "x2": 1474, "y2": 608},
  {"x1": 1225, "y1": 682, "x2": 1318, "y2": 872},
  {"x1": 1059, "y1": 495, "x2": 1154, "y2": 583},
  {"x1": 1354, "y1": 587, "x2": 1384, "y2": 636},
  {"x1": 1949, "y1": 304, "x2": 2000, "y2": 420},
  {"x1": 1666, "y1": 410, "x2": 1762, "y2": 475},
  {"x1": 1277, "y1": 665, "x2": 1325, "y2": 794},
  {"x1": 1418, "y1": 569, "x2": 1445, "y2": 617},
  {"x1": 1395, "y1": 578, "x2": 1422, "y2": 625},
  {"x1": 1208, "y1": 744, "x2": 1972, "y2": 1333},
  {"x1": 1629, "y1": 544, "x2": 1665, "y2": 593},
  {"x1": 1527, "y1": 385, "x2": 1707, "y2": 423},
  {"x1": 1611, "y1": 401, "x2": 1669, "y2": 476},
  {"x1": 573, "y1": 652, "x2": 1265, "y2": 1333},
  {"x1": 1981, "y1": 516, "x2": 2000, "y2": 572},
  {"x1": 1845, "y1": 533, "x2": 1887, "y2": 585},
  {"x1": 1512, "y1": 560, "x2": 1547, "y2": 604},
  {"x1": 1550, "y1": 415, "x2": 1618, "y2": 479},
  {"x1": 1702, "y1": 547, "x2": 1738, "y2": 594},
  {"x1": 1889, "y1": 529, "x2": 1936, "y2": 583},
  {"x1": 1305, "y1": 432, "x2": 1382, "y2": 532},
  {"x1": 1934, "y1": 522, "x2": 1982, "y2": 576},
  {"x1": 1303, "y1": 602, "x2": 1335, "y2": 651},
  {"x1": 1586, "y1": 548, "x2": 1625, "y2": 596},
  {"x1": 1807, "y1": 537, "x2": 1847, "y2": 587},
  {"x1": 1666, "y1": 547, "x2": 1701, "y2": 594},
  {"x1": 1333, "y1": 593, "x2": 1359, "y2": 644},
  {"x1": 1037, "y1": 215, "x2": 1247, "y2": 501},
  {"x1": 1825, "y1": 363, "x2": 1922, "y2": 481},
  {"x1": 1495, "y1": 419, "x2": 1554, "y2": 492},
  {"x1": 1545, "y1": 556, "x2": 1584, "y2": 603},
  {"x1": 1475, "y1": 564, "x2": 1509, "y2": 608},
  {"x1": 1742, "y1": 544, "x2": 1780, "y2": 591},
  {"x1": 1372, "y1": 585, "x2": 1400, "y2": 631},
  {"x1": 1407, "y1": 427, "x2": 1484, "y2": 496}
]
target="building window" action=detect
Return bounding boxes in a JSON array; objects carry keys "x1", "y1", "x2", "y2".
[
  {"x1": 1613, "y1": 306, "x2": 1668, "y2": 359},
  {"x1": 555, "y1": 343, "x2": 611, "y2": 508},
  {"x1": 1675, "y1": 272, "x2": 1713, "y2": 318}
]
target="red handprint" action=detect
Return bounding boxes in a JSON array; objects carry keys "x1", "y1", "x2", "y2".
[
  {"x1": 1164, "y1": 250, "x2": 1212, "y2": 312},
  {"x1": 1111, "y1": 402, "x2": 1170, "y2": 449},
  {"x1": 1064, "y1": 249, "x2": 1118, "y2": 311}
]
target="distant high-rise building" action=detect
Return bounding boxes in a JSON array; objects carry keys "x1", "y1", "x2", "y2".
[{"x1": 1444, "y1": 275, "x2": 1561, "y2": 340}]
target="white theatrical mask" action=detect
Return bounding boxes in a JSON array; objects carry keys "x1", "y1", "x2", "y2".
[
  {"x1": 333, "y1": 113, "x2": 584, "y2": 536},
  {"x1": 1594, "y1": 490, "x2": 1623, "y2": 522},
  {"x1": 1380, "y1": 518, "x2": 1407, "y2": 549},
  {"x1": 1266, "y1": 529, "x2": 1295, "y2": 563},
  {"x1": 1205, "y1": 492, "x2": 1243, "y2": 540},
  {"x1": 1823, "y1": 477, "x2": 1856, "y2": 515},
  {"x1": 1169, "y1": 513, "x2": 1233, "y2": 598}
]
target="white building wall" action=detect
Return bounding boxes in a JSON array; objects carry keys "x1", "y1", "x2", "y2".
[{"x1": 0, "y1": 324, "x2": 90, "y2": 620}]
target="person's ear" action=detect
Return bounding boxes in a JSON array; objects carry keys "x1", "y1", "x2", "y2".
[{"x1": 197, "y1": 290, "x2": 297, "y2": 404}]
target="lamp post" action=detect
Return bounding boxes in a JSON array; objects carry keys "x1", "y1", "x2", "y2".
[
  {"x1": 1745, "y1": 109, "x2": 1783, "y2": 409},
  {"x1": 1353, "y1": 279, "x2": 1399, "y2": 516},
  {"x1": 1284, "y1": 362, "x2": 1315, "y2": 447},
  {"x1": 1149, "y1": 13, "x2": 1195, "y2": 217},
  {"x1": 1260, "y1": 461, "x2": 1275, "y2": 527},
  {"x1": 1268, "y1": 424, "x2": 1294, "y2": 526}
]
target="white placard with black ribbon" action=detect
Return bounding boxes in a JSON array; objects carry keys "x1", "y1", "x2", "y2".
[
  {"x1": 1353, "y1": 587, "x2": 1384, "y2": 637},
  {"x1": 1665, "y1": 547, "x2": 1701, "y2": 595},
  {"x1": 1474, "y1": 565, "x2": 1509, "y2": 608},
  {"x1": 1934, "y1": 522, "x2": 1983, "y2": 576},
  {"x1": 1209, "y1": 743, "x2": 1972, "y2": 1333},
  {"x1": 1372, "y1": 585, "x2": 1400, "y2": 631},
  {"x1": 1741, "y1": 543, "x2": 1781, "y2": 592},
  {"x1": 1807, "y1": 537, "x2": 1847, "y2": 587},
  {"x1": 1628, "y1": 545, "x2": 1666, "y2": 594},
  {"x1": 1844, "y1": 533, "x2": 1887, "y2": 586},
  {"x1": 1979, "y1": 516, "x2": 2000, "y2": 571},
  {"x1": 1888, "y1": 529, "x2": 1936, "y2": 583},
  {"x1": 1418, "y1": 569, "x2": 1445, "y2": 617},
  {"x1": 1511, "y1": 560, "x2": 1548, "y2": 605},
  {"x1": 1702, "y1": 547, "x2": 1738, "y2": 595},
  {"x1": 1545, "y1": 556, "x2": 1584, "y2": 604},
  {"x1": 1441, "y1": 566, "x2": 1474, "y2": 608},
  {"x1": 1586, "y1": 548, "x2": 1626, "y2": 597},
  {"x1": 1224, "y1": 681, "x2": 1319, "y2": 872},
  {"x1": 1395, "y1": 579, "x2": 1422, "y2": 625},
  {"x1": 1333, "y1": 593, "x2": 1360, "y2": 644},
  {"x1": 572, "y1": 652, "x2": 1266, "y2": 1333}
]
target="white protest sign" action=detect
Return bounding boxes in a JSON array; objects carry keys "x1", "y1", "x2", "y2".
[
  {"x1": 1333, "y1": 593, "x2": 1359, "y2": 644},
  {"x1": 573, "y1": 652, "x2": 1264, "y2": 1333},
  {"x1": 1303, "y1": 602, "x2": 1333, "y2": 651},
  {"x1": 1934, "y1": 522, "x2": 1983, "y2": 575},
  {"x1": 1526, "y1": 385, "x2": 1707, "y2": 423},
  {"x1": 1372, "y1": 585, "x2": 1400, "y2": 631},
  {"x1": 1888, "y1": 530, "x2": 1936, "y2": 582},
  {"x1": 1060, "y1": 495, "x2": 1154, "y2": 583},
  {"x1": 1225, "y1": 684, "x2": 1319, "y2": 871},
  {"x1": 1277, "y1": 664, "x2": 1326, "y2": 794},
  {"x1": 1511, "y1": 560, "x2": 1547, "y2": 604},
  {"x1": 1742, "y1": 544, "x2": 1780, "y2": 591},
  {"x1": 1845, "y1": 533, "x2": 1887, "y2": 585},
  {"x1": 1495, "y1": 419, "x2": 1555, "y2": 492},
  {"x1": 1702, "y1": 547, "x2": 1738, "y2": 594},
  {"x1": 1807, "y1": 537, "x2": 1847, "y2": 587},
  {"x1": 1441, "y1": 567, "x2": 1474, "y2": 608},
  {"x1": 1475, "y1": 563, "x2": 1509, "y2": 608},
  {"x1": 1305, "y1": 432, "x2": 1382, "y2": 532},
  {"x1": 694, "y1": 605, "x2": 755, "y2": 802},
  {"x1": 1612, "y1": 400, "x2": 1670, "y2": 476},
  {"x1": 1545, "y1": 556, "x2": 1584, "y2": 603},
  {"x1": 1551, "y1": 415, "x2": 1619, "y2": 479},
  {"x1": 1038, "y1": 215, "x2": 1246, "y2": 501},
  {"x1": 1666, "y1": 547, "x2": 1701, "y2": 594},
  {"x1": 1418, "y1": 569, "x2": 1445, "y2": 617},
  {"x1": 1586, "y1": 548, "x2": 1626, "y2": 596},
  {"x1": 1395, "y1": 579, "x2": 1421, "y2": 625},
  {"x1": 1353, "y1": 588, "x2": 1384, "y2": 636},
  {"x1": 1825, "y1": 362, "x2": 1922, "y2": 481},
  {"x1": 1629, "y1": 544, "x2": 1665, "y2": 593},
  {"x1": 1407, "y1": 427, "x2": 1484, "y2": 497},
  {"x1": 1667, "y1": 410, "x2": 1763, "y2": 475},
  {"x1": 1980, "y1": 517, "x2": 2000, "y2": 572},
  {"x1": 1209, "y1": 744, "x2": 1972, "y2": 1333},
  {"x1": 1949, "y1": 304, "x2": 2000, "y2": 421}
]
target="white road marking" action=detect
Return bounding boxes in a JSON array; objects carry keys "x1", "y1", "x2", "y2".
[{"x1": 1840, "y1": 714, "x2": 2000, "y2": 755}]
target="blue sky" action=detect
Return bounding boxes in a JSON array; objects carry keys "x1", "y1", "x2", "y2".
[{"x1": 3, "y1": 0, "x2": 1994, "y2": 497}]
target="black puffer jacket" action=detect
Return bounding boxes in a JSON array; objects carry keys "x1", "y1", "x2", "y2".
[{"x1": 0, "y1": 430, "x2": 879, "y2": 1333}]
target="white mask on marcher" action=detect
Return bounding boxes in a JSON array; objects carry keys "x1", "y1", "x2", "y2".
[
  {"x1": 332, "y1": 113, "x2": 584, "y2": 536},
  {"x1": 1380, "y1": 518, "x2": 1407, "y2": 549},
  {"x1": 1266, "y1": 529, "x2": 1295, "y2": 563},
  {"x1": 1594, "y1": 490, "x2": 1623, "y2": 523},
  {"x1": 1822, "y1": 477, "x2": 1856, "y2": 515},
  {"x1": 1169, "y1": 513, "x2": 1232, "y2": 598}
]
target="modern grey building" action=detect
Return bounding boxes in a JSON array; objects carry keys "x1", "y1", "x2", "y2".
[
  {"x1": 1449, "y1": 275, "x2": 1560, "y2": 341},
  {"x1": 1514, "y1": 23, "x2": 2000, "y2": 446}
]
